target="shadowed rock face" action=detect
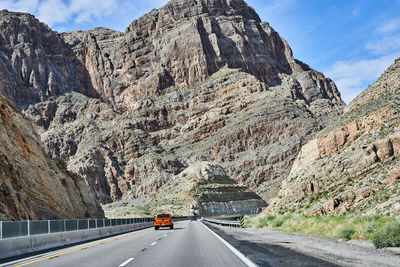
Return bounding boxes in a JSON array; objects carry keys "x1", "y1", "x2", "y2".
[
  {"x1": 0, "y1": 0, "x2": 345, "y2": 207},
  {"x1": 267, "y1": 58, "x2": 400, "y2": 217},
  {"x1": 0, "y1": 95, "x2": 104, "y2": 221}
]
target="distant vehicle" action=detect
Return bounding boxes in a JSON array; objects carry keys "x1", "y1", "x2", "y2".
[
  {"x1": 154, "y1": 213, "x2": 173, "y2": 230},
  {"x1": 190, "y1": 216, "x2": 197, "y2": 221}
]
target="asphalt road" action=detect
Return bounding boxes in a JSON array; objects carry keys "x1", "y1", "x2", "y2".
[
  {"x1": 204, "y1": 222, "x2": 341, "y2": 267},
  {"x1": 2, "y1": 220, "x2": 341, "y2": 267},
  {"x1": 2, "y1": 221, "x2": 248, "y2": 267}
]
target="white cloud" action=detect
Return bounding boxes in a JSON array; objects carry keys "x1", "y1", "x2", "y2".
[
  {"x1": 377, "y1": 19, "x2": 400, "y2": 33},
  {"x1": 69, "y1": 0, "x2": 117, "y2": 24},
  {"x1": 366, "y1": 34, "x2": 400, "y2": 55},
  {"x1": 37, "y1": 0, "x2": 70, "y2": 26},
  {"x1": 325, "y1": 53, "x2": 400, "y2": 103},
  {"x1": 1, "y1": 0, "x2": 118, "y2": 26},
  {"x1": 0, "y1": 0, "x2": 39, "y2": 13}
]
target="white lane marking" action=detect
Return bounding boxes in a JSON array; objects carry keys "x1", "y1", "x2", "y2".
[
  {"x1": 164, "y1": 234, "x2": 168, "y2": 237},
  {"x1": 150, "y1": 242, "x2": 157, "y2": 246},
  {"x1": 200, "y1": 221, "x2": 258, "y2": 267},
  {"x1": 119, "y1": 258, "x2": 134, "y2": 267}
]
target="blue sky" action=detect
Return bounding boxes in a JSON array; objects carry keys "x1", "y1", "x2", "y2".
[{"x1": 1, "y1": 0, "x2": 399, "y2": 103}]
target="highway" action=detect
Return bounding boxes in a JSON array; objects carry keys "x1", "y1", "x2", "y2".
[
  {"x1": 1, "y1": 220, "x2": 340, "y2": 267},
  {"x1": 2, "y1": 221, "x2": 249, "y2": 267}
]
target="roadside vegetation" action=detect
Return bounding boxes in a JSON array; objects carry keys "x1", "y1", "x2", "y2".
[{"x1": 246, "y1": 213, "x2": 400, "y2": 248}]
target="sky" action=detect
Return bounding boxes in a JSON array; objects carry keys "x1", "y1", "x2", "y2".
[{"x1": 1, "y1": 0, "x2": 399, "y2": 104}]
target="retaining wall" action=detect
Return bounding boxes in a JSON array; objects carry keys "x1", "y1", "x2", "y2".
[{"x1": 0, "y1": 222, "x2": 153, "y2": 260}]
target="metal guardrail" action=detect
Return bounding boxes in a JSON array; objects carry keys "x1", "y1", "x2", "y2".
[
  {"x1": 202, "y1": 217, "x2": 243, "y2": 228},
  {"x1": 172, "y1": 216, "x2": 190, "y2": 222},
  {"x1": 0, "y1": 218, "x2": 153, "y2": 240}
]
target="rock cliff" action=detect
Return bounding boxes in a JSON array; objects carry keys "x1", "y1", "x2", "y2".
[
  {"x1": 62, "y1": 0, "x2": 342, "y2": 113},
  {"x1": 0, "y1": 95, "x2": 104, "y2": 220},
  {"x1": 0, "y1": 0, "x2": 345, "y2": 210},
  {"x1": 0, "y1": 10, "x2": 97, "y2": 109},
  {"x1": 107, "y1": 161, "x2": 267, "y2": 216},
  {"x1": 267, "y1": 58, "x2": 400, "y2": 216}
]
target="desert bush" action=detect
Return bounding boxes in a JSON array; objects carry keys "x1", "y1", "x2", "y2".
[
  {"x1": 266, "y1": 215, "x2": 276, "y2": 221},
  {"x1": 257, "y1": 215, "x2": 277, "y2": 228},
  {"x1": 273, "y1": 219, "x2": 285, "y2": 227},
  {"x1": 248, "y1": 213, "x2": 394, "y2": 242},
  {"x1": 338, "y1": 228, "x2": 356, "y2": 240},
  {"x1": 373, "y1": 220, "x2": 400, "y2": 248}
]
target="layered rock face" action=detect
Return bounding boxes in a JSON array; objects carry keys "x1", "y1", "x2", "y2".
[
  {"x1": 144, "y1": 162, "x2": 267, "y2": 216},
  {"x1": 0, "y1": 0, "x2": 345, "y2": 208},
  {"x1": 0, "y1": 10, "x2": 97, "y2": 109},
  {"x1": 61, "y1": 0, "x2": 343, "y2": 113},
  {"x1": 25, "y1": 67, "x2": 342, "y2": 204},
  {"x1": 267, "y1": 58, "x2": 400, "y2": 216},
  {"x1": 0, "y1": 95, "x2": 104, "y2": 221}
]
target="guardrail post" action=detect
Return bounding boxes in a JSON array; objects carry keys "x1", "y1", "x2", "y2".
[
  {"x1": 48, "y1": 220, "x2": 50, "y2": 234},
  {"x1": 0, "y1": 221, "x2": 2, "y2": 239},
  {"x1": 27, "y1": 220, "x2": 30, "y2": 237},
  {"x1": 64, "y1": 220, "x2": 66, "y2": 232},
  {"x1": 103, "y1": 218, "x2": 105, "y2": 228},
  {"x1": 87, "y1": 219, "x2": 89, "y2": 229},
  {"x1": 95, "y1": 219, "x2": 98, "y2": 229}
]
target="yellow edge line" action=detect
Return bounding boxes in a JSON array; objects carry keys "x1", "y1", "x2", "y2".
[{"x1": 14, "y1": 228, "x2": 150, "y2": 267}]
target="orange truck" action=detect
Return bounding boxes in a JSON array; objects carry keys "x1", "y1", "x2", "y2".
[{"x1": 154, "y1": 213, "x2": 174, "y2": 230}]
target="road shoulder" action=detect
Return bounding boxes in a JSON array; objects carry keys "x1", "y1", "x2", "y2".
[{"x1": 203, "y1": 222, "x2": 400, "y2": 267}]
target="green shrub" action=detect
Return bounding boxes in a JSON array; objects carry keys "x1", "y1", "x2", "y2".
[
  {"x1": 366, "y1": 224, "x2": 377, "y2": 234},
  {"x1": 373, "y1": 220, "x2": 400, "y2": 248},
  {"x1": 257, "y1": 217, "x2": 270, "y2": 228},
  {"x1": 339, "y1": 228, "x2": 356, "y2": 240},
  {"x1": 273, "y1": 219, "x2": 285, "y2": 227},
  {"x1": 257, "y1": 215, "x2": 277, "y2": 228}
]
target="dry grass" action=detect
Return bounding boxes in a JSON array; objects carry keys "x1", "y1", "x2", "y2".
[{"x1": 249, "y1": 213, "x2": 394, "y2": 241}]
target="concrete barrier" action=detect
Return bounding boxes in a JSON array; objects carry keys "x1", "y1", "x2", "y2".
[{"x1": 0, "y1": 222, "x2": 153, "y2": 260}]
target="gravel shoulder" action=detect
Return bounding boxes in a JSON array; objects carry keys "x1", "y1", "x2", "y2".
[{"x1": 205, "y1": 222, "x2": 400, "y2": 267}]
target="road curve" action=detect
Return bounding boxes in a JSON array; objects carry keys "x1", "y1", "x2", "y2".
[{"x1": 1, "y1": 221, "x2": 248, "y2": 267}]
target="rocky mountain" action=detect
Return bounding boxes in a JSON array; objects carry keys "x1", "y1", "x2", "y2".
[
  {"x1": 0, "y1": 10, "x2": 97, "y2": 109},
  {"x1": 0, "y1": 0, "x2": 345, "y2": 213},
  {"x1": 267, "y1": 58, "x2": 400, "y2": 216},
  {"x1": 104, "y1": 162, "x2": 266, "y2": 217},
  {"x1": 145, "y1": 161, "x2": 266, "y2": 216},
  {"x1": 61, "y1": 0, "x2": 343, "y2": 113},
  {"x1": 0, "y1": 95, "x2": 104, "y2": 221}
]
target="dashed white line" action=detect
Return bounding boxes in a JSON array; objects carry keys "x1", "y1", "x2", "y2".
[
  {"x1": 118, "y1": 257, "x2": 134, "y2": 267},
  {"x1": 150, "y1": 242, "x2": 157, "y2": 246},
  {"x1": 164, "y1": 234, "x2": 168, "y2": 237}
]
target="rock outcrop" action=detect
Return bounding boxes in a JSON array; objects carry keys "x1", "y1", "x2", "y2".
[
  {"x1": 0, "y1": 0, "x2": 345, "y2": 209},
  {"x1": 0, "y1": 95, "x2": 104, "y2": 221},
  {"x1": 0, "y1": 10, "x2": 97, "y2": 109},
  {"x1": 61, "y1": 0, "x2": 343, "y2": 113},
  {"x1": 267, "y1": 58, "x2": 400, "y2": 216},
  {"x1": 136, "y1": 161, "x2": 267, "y2": 216}
]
